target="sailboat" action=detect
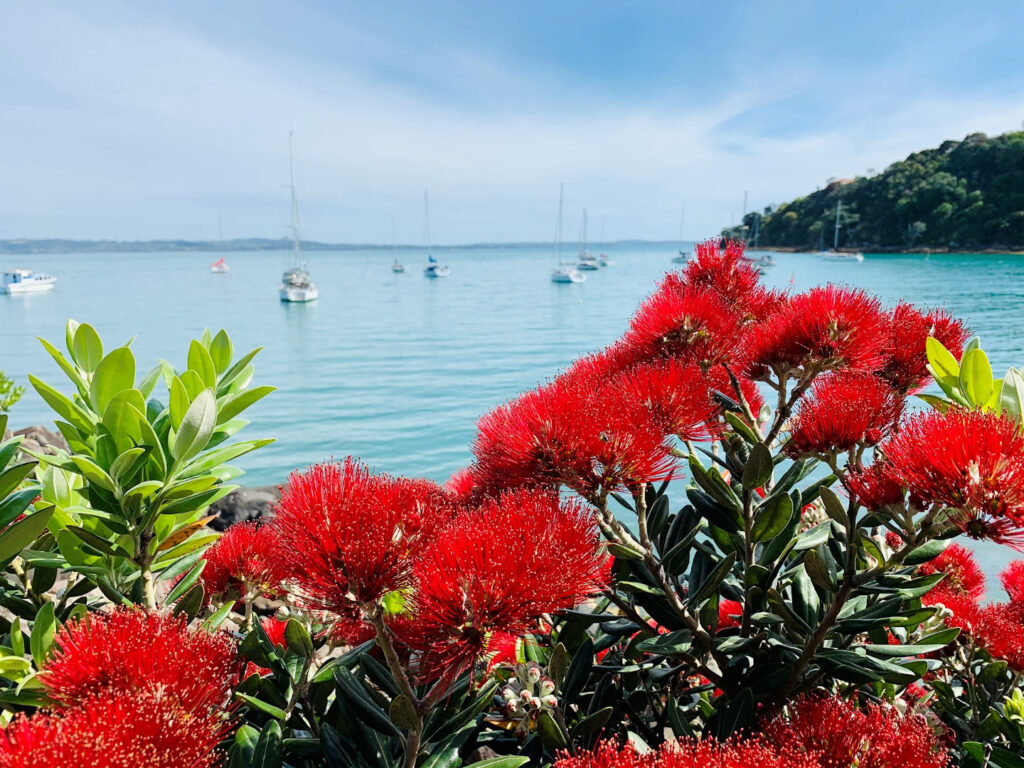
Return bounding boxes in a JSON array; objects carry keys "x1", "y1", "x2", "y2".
[
  {"x1": 819, "y1": 200, "x2": 864, "y2": 262},
  {"x1": 551, "y1": 184, "x2": 585, "y2": 284},
  {"x1": 390, "y1": 217, "x2": 405, "y2": 273},
  {"x1": 576, "y1": 209, "x2": 600, "y2": 270},
  {"x1": 210, "y1": 257, "x2": 229, "y2": 273},
  {"x1": 279, "y1": 132, "x2": 319, "y2": 302},
  {"x1": 422, "y1": 191, "x2": 451, "y2": 278},
  {"x1": 672, "y1": 205, "x2": 690, "y2": 263}
]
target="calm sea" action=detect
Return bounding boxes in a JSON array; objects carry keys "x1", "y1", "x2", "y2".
[{"x1": 2, "y1": 245, "x2": 1023, "y2": 581}]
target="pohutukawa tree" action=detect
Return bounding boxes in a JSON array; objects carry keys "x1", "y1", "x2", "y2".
[{"x1": 2, "y1": 240, "x2": 1024, "y2": 766}]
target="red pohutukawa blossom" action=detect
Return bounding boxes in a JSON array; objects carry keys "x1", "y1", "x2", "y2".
[
  {"x1": 764, "y1": 694, "x2": 949, "y2": 768},
  {"x1": 1001, "y1": 560, "x2": 1024, "y2": 603},
  {"x1": 745, "y1": 284, "x2": 887, "y2": 378},
  {"x1": 880, "y1": 409, "x2": 1024, "y2": 547},
  {"x1": 919, "y1": 542, "x2": 986, "y2": 604},
  {"x1": 717, "y1": 598, "x2": 742, "y2": 630},
  {"x1": 472, "y1": 372, "x2": 677, "y2": 498},
  {"x1": 40, "y1": 608, "x2": 240, "y2": 716},
  {"x1": 875, "y1": 302, "x2": 970, "y2": 393},
  {"x1": 260, "y1": 616, "x2": 289, "y2": 649},
  {"x1": 552, "y1": 736, "x2": 818, "y2": 768},
  {"x1": 625, "y1": 281, "x2": 746, "y2": 370},
  {"x1": 614, "y1": 360, "x2": 721, "y2": 440},
  {"x1": 846, "y1": 461, "x2": 906, "y2": 511},
  {"x1": 199, "y1": 520, "x2": 284, "y2": 602},
  {"x1": 785, "y1": 371, "x2": 903, "y2": 457},
  {"x1": 272, "y1": 459, "x2": 448, "y2": 617},
  {"x1": 410, "y1": 488, "x2": 607, "y2": 679},
  {"x1": 0, "y1": 688, "x2": 231, "y2": 768}
]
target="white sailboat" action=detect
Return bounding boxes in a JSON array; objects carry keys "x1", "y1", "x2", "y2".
[
  {"x1": 819, "y1": 200, "x2": 864, "y2": 262},
  {"x1": 576, "y1": 209, "x2": 600, "y2": 270},
  {"x1": 279, "y1": 132, "x2": 319, "y2": 302},
  {"x1": 597, "y1": 217, "x2": 613, "y2": 266},
  {"x1": 211, "y1": 211, "x2": 229, "y2": 272},
  {"x1": 672, "y1": 205, "x2": 690, "y2": 263},
  {"x1": 390, "y1": 217, "x2": 405, "y2": 273},
  {"x1": 551, "y1": 184, "x2": 585, "y2": 284},
  {"x1": 422, "y1": 191, "x2": 451, "y2": 278}
]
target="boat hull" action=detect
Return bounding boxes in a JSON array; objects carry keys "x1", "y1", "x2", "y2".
[
  {"x1": 552, "y1": 268, "x2": 585, "y2": 283},
  {"x1": 820, "y1": 252, "x2": 864, "y2": 262},
  {"x1": 576, "y1": 262, "x2": 600, "y2": 271},
  {"x1": 280, "y1": 285, "x2": 319, "y2": 302},
  {"x1": 211, "y1": 265, "x2": 229, "y2": 273},
  {"x1": 424, "y1": 266, "x2": 451, "y2": 278},
  {"x1": 2, "y1": 280, "x2": 55, "y2": 294}
]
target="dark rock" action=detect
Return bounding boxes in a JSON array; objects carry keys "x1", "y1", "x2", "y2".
[
  {"x1": 466, "y1": 747, "x2": 500, "y2": 763},
  {"x1": 208, "y1": 485, "x2": 281, "y2": 531}
]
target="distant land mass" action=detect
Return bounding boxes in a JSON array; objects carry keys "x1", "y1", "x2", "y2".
[
  {"x1": 0, "y1": 238, "x2": 671, "y2": 255},
  {"x1": 722, "y1": 130, "x2": 1024, "y2": 252}
]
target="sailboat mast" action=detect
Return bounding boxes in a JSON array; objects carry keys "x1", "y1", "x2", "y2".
[
  {"x1": 557, "y1": 183, "x2": 564, "y2": 265},
  {"x1": 582, "y1": 208, "x2": 588, "y2": 253},
  {"x1": 423, "y1": 190, "x2": 431, "y2": 252},
  {"x1": 678, "y1": 205, "x2": 686, "y2": 247},
  {"x1": 289, "y1": 131, "x2": 302, "y2": 265},
  {"x1": 833, "y1": 200, "x2": 841, "y2": 250}
]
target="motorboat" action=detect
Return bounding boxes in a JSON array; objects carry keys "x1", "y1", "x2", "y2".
[
  {"x1": 279, "y1": 267, "x2": 318, "y2": 302},
  {"x1": 820, "y1": 251, "x2": 864, "y2": 262},
  {"x1": 424, "y1": 258, "x2": 451, "y2": 278},
  {"x1": 279, "y1": 132, "x2": 319, "y2": 302},
  {"x1": 210, "y1": 257, "x2": 229, "y2": 273},
  {"x1": 1, "y1": 269, "x2": 56, "y2": 294}
]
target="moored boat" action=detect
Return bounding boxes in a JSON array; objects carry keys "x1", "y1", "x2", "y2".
[
  {"x1": 1, "y1": 269, "x2": 56, "y2": 294},
  {"x1": 210, "y1": 257, "x2": 229, "y2": 273},
  {"x1": 279, "y1": 132, "x2": 319, "y2": 302}
]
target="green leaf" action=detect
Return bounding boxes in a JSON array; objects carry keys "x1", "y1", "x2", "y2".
[
  {"x1": 38, "y1": 337, "x2": 89, "y2": 396},
  {"x1": 926, "y1": 336, "x2": 960, "y2": 380},
  {"x1": 466, "y1": 760, "x2": 530, "y2": 768},
  {"x1": 90, "y1": 347, "x2": 136, "y2": 414},
  {"x1": 0, "y1": 487, "x2": 42, "y2": 530},
  {"x1": 741, "y1": 443, "x2": 773, "y2": 489},
  {"x1": 217, "y1": 385, "x2": 275, "y2": 426},
  {"x1": 210, "y1": 330, "x2": 234, "y2": 375},
  {"x1": 219, "y1": 347, "x2": 263, "y2": 392},
  {"x1": 548, "y1": 642, "x2": 568, "y2": 687},
  {"x1": 818, "y1": 487, "x2": 849, "y2": 528},
  {"x1": 903, "y1": 538, "x2": 948, "y2": 566},
  {"x1": 28, "y1": 375, "x2": 94, "y2": 432},
  {"x1": 69, "y1": 456, "x2": 116, "y2": 492},
  {"x1": 690, "y1": 552, "x2": 737, "y2": 604},
  {"x1": 188, "y1": 340, "x2": 218, "y2": 388},
  {"x1": 169, "y1": 377, "x2": 191, "y2": 431},
  {"x1": 636, "y1": 629, "x2": 692, "y2": 656},
  {"x1": 165, "y1": 561, "x2": 206, "y2": 603},
  {"x1": 536, "y1": 710, "x2": 568, "y2": 750},
  {"x1": 29, "y1": 601, "x2": 57, "y2": 667},
  {"x1": 284, "y1": 618, "x2": 314, "y2": 658},
  {"x1": 235, "y1": 693, "x2": 287, "y2": 720},
  {"x1": 172, "y1": 583, "x2": 206, "y2": 622},
  {"x1": 959, "y1": 347, "x2": 994, "y2": 407},
  {"x1": 252, "y1": 721, "x2": 283, "y2": 768},
  {"x1": 109, "y1": 447, "x2": 147, "y2": 483},
  {"x1": 389, "y1": 694, "x2": 419, "y2": 730},
  {"x1": 72, "y1": 323, "x2": 104, "y2": 372},
  {"x1": 1000, "y1": 368, "x2": 1024, "y2": 419},
  {"x1": 172, "y1": 389, "x2": 218, "y2": 463},
  {"x1": 750, "y1": 494, "x2": 793, "y2": 543},
  {"x1": 0, "y1": 505, "x2": 55, "y2": 563},
  {"x1": 794, "y1": 522, "x2": 831, "y2": 550}
]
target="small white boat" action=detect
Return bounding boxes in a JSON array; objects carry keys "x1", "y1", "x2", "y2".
[
  {"x1": 819, "y1": 200, "x2": 862, "y2": 262},
  {"x1": 279, "y1": 132, "x2": 319, "y2": 303},
  {"x1": 672, "y1": 250, "x2": 690, "y2": 264},
  {"x1": 1, "y1": 269, "x2": 56, "y2": 294},
  {"x1": 279, "y1": 267, "x2": 318, "y2": 302},
  {"x1": 392, "y1": 260, "x2": 405, "y2": 273},
  {"x1": 599, "y1": 253, "x2": 614, "y2": 267},
  {"x1": 576, "y1": 210, "x2": 601, "y2": 270},
  {"x1": 552, "y1": 265, "x2": 585, "y2": 283},
  {"x1": 820, "y1": 251, "x2": 864, "y2": 262},
  {"x1": 671, "y1": 206, "x2": 689, "y2": 263},
  {"x1": 424, "y1": 260, "x2": 451, "y2": 278},
  {"x1": 210, "y1": 257, "x2": 229, "y2": 273}
]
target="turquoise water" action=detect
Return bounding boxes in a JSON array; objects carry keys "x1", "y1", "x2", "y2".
[{"x1": 2, "y1": 245, "x2": 1023, "y2": 581}]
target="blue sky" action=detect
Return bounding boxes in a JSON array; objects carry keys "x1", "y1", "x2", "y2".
[{"x1": 1, "y1": 1, "x2": 1022, "y2": 243}]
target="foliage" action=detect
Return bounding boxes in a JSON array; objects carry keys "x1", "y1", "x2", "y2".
[
  {"x1": 0, "y1": 374, "x2": 23, "y2": 414},
  {"x1": 3, "y1": 246, "x2": 1024, "y2": 766},
  {"x1": 723, "y1": 130, "x2": 1024, "y2": 250}
]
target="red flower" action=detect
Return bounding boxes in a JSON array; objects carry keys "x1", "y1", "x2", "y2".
[
  {"x1": 1001, "y1": 560, "x2": 1024, "y2": 603},
  {"x1": 785, "y1": 371, "x2": 902, "y2": 457},
  {"x1": 473, "y1": 372, "x2": 676, "y2": 498},
  {"x1": 625, "y1": 280, "x2": 746, "y2": 370},
  {"x1": 200, "y1": 521, "x2": 283, "y2": 602},
  {"x1": 614, "y1": 360, "x2": 721, "y2": 441},
  {"x1": 410, "y1": 488, "x2": 607, "y2": 679},
  {"x1": 919, "y1": 543, "x2": 986, "y2": 604},
  {"x1": 846, "y1": 461, "x2": 906, "y2": 510},
  {"x1": 875, "y1": 303, "x2": 969, "y2": 393},
  {"x1": 443, "y1": 466, "x2": 479, "y2": 504},
  {"x1": 746, "y1": 285, "x2": 887, "y2": 378},
  {"x1": 765, "y1": 694, "x2": 948, "y2": 768},
  {"x1": 39, "y1": 608, "x2": 240, "y2": 716},
  {"x1": 552, "y1": 736, "x2": 818, "y2": 768},
  {"x1": 717, "y1": 598, "x2": 742, "y2": 630},
  {"x1": 682, "y1": 239, "x2": 783, "y2": 321},
  {"x1": 0, "y1": 688, "x2": 231, "y2": 768},
  {"x1": 880, "y1": 409, "x2": 1024, "y2": 547},
  {"x1": 272, "y1": 459, "x2": 443, "y2": 615},
  {"x1": 260, "y1": 616, "x2": 289, "y2": 649}
]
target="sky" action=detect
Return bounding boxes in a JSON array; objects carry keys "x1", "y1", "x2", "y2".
[{"x1": 1, "y1": 1, "x2": 1023, "y2": 244}]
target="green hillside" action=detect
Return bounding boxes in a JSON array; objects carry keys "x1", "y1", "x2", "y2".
[{"x1": 724, "y1": 131, "x2": 1024, "y2": 251}]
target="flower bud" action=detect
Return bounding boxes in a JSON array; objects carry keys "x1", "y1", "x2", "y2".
[
  {"x1": 539, "y1": 677, "x2": 556, "y2": 696},
  {"x1": 541, "y1": 694, "x2": 558, "y2": 708}
]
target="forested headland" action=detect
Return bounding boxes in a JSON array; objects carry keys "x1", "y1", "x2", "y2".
[{"x1": 723, "y1": 131, "x2": 1024, "y2": 252}]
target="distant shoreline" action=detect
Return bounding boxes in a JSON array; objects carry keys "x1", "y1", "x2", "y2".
[{"x1": 0, "y1": 238, "x2": 673, "y2": 255}]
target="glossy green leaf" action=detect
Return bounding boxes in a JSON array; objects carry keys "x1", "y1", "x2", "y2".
[
  {"x1": 188, "y1": 340, "x2": 218, "y2": 388},
  {"x1": 0, "y1": 505, "x2": 55, "y2": 563},
  {"x1": 90, "y1": 347, "x2": 136, "y2": 414},
  {"x1": 72, "y1": 323, "x2": 103, "y2": 372},
  {"x1": 741, "y1": 443, "x2": 773, "y2": 489},
  {"x1": 29, "y1": 601, "x2": 57, "y2": 667},
  {"x1": 959, "y1": 347, "x2": 994, "y2": 407},
  {"x1": 171, "y1": 388, "x2": 218, "y2": 462}
]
